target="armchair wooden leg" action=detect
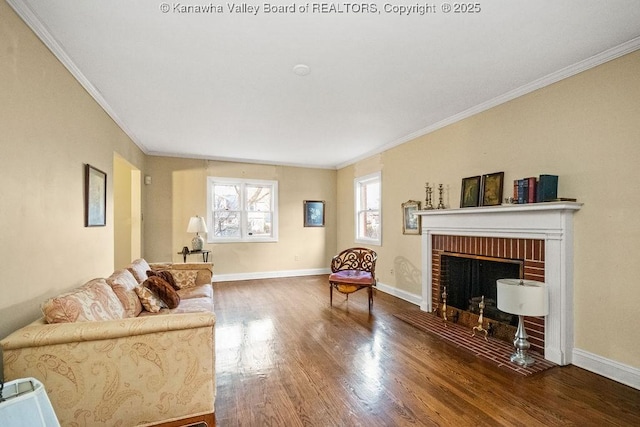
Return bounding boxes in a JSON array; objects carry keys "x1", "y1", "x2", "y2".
[
  {"x1": 330, "y1": 285, "x2": 333, "y2": 307},
  {"x1": 368, "y1": 287, "x2": 373, "y2": 312}
]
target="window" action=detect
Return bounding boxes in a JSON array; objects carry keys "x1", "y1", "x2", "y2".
[
  {"x1": 354, "y1": 171, "x2": 381, "y2": 245},
  {"x1": 207, "y1": 177, "x2": 278, "y2": 242}
]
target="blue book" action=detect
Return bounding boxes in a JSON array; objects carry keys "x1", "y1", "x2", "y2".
[{"x1": 537, "y1": 175, "x2": 558, "y2": 202}]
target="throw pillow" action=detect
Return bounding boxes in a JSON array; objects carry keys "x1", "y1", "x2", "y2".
[
  {"x1": 42, "y1": 279, "x2": 126, "y2": 323},
  {"x1": 143, "y1": 276, "x2": 180, "y2": 309},
  {"x1": 146, "y1": 269, "x2": 178, "y2": 290},
  {"x1": 134, "y1": 286, "x2": 166, "y2": 313},
  {"x1": 170, "y1": 270, "x2": 199, "y2": 289},
  {"x1": 107, "y1": 269, "x2": 143, "y2": 317},
  {"x1": 127, "y1": 258, "x2": 151, "y2": 283}
]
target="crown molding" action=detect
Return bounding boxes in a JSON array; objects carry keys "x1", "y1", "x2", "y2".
[
  {"x1": 7, "y1": 0, "x2": 149, "y2": 154},
  {"x1": 9, "y1": 0, "x2": 639, "y2": 170},
  {"x1": 336, "y1": 36, "x2": 640, "y2": 170}
]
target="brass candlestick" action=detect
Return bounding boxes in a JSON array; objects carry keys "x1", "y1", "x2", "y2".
[
  {"x1": 472, "y1": 295, "x2": 489, "y2": 341},
  {"x1": 441, "y1": 286, "x2": 448, "y2": 326},
  {"x1": 424, "y1": 182, "x2": 434, "y2": 210},
  {"x1": 437, "y1": 184, "x2": 446, "y2": 209}
]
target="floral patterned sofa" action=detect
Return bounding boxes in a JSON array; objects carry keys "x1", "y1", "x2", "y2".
[{"x1": 0, "y1": 259, "x2": 216, "y2": 427}]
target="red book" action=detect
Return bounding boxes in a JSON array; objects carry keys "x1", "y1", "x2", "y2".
[{"x1": 526, "y1": 177, "x2": 537, "y2": 203}]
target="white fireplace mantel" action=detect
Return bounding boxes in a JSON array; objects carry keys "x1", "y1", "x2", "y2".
[{"x1": 417, "y1": 202, "x2": 582, "y2": 365}]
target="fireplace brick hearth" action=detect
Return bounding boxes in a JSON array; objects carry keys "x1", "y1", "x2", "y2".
[{"x1": 431, "y1": 235, "x2": 546, "y2": 354}]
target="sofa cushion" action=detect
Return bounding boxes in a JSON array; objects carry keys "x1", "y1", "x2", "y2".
[
  {"x1": 177, "y1": 284, "x2": 213, "y2": 300},
  {"x1": 127, "y1": 258, "x2": 151, "y2": 283},
  {"x1": 147, "y1": 269, "x2": 178, "y2": 290},
  {"x1": 143, "y1": 276, "x2": 180, "y2": 309},
  {"x1": 107, "y1": 269, "x2": 143, "y2": 317},
  {"x1": 41, "y1": 278, "x2": 126, "y2": 323},
  {"x1": 137, "y1": 296, "x2": 214, "y2": 316},
  {"x1": 134, "y1": 286, "x2": 166, "y2": 313}
]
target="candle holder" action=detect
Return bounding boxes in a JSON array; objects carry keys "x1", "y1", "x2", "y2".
[
  {"x1": 441, "y1": 286, "x2": 448, "y2": 326},
  {"x1": 436, "y1": 184, "x2": 446, "y2": 209},
  {"x1": 472, "y1": 295, "x2": 489, "y2": 341},
  {"x1": 424, "y1": 182, "x2": 434, "y2": 210}
]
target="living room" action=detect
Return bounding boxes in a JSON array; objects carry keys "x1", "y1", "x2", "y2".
[{"x1": 1, "y1": 0, "x2": 639, "y2": 423}]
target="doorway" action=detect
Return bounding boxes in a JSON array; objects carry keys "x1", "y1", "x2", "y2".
[{"x1": 113, "y1": 153, "x2": 142, "y2": 270}]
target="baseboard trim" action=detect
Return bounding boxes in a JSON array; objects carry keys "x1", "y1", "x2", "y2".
[
  {"x1": 375, "y1": 281, "x2": 422, "y2": 306},
  {"x1": 572, "y1": 348, "x2": 640, "y2": 390},
  {"x1": 212, "y1": 268, "x2": 330, "y2": 282}
]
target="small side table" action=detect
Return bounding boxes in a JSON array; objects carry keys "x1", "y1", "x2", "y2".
[{"x1": 178, "y1": 248, "x2": 211, "y2": 263}]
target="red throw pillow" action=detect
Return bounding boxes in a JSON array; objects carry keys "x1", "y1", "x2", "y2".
[
  {"x1": 147, "y1": 269, "x2": 178, "y2": 290},
  {"x1": 143, "y1": 276, "x2": 180, "y2": 309}
]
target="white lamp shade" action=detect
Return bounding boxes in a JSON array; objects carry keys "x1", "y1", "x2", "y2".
[
  {"x1": 497, "y1": 279, "x2": 548, "y2": 316},
  {"x1": 187, "y1": 216, "x2": 208, "y2": 234}
]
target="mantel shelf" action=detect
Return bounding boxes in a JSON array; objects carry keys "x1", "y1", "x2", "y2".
[{"x1": 416, "y1": 201, "x2": 582, "y2": 216}]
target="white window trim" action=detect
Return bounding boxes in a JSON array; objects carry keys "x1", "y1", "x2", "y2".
[
  {"x1": 354, "y1": 171, "x2": 382, "y2": 246},
  {"x1": 207, "y1": 176, "x2": 279, "y2": 243}
]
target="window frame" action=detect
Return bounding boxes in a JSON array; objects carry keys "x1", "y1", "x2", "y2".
[
  {"x1": 206, "y1": 176, "x2": 279, "y2": 243},
  {"x1": 354, "y1": 171, "x2": 382, "y2": 246}
]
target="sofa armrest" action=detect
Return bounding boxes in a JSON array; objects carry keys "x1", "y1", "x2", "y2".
[
  {"x1": 149, "y1": 262, "x2": 213, "y2": 288},
  {"x1": 1, "y1": 312, "x2": 216, "y2": 426}
]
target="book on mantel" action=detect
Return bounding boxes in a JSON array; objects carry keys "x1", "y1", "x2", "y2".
[
  {"x1": 514, "y1": 174, "x2": 558, "y2": 204},
  {"x1": 537, "y1": 174, "x2": 558, "y2": 202}
]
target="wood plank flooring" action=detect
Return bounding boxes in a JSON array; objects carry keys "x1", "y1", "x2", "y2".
[{"x1": 213, "y1": 276, "x2": 640, "y2": 426}]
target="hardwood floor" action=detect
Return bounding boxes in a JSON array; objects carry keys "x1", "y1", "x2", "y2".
[{"x1": 213, "y1": 276, "x2": 640, "y2": 426}]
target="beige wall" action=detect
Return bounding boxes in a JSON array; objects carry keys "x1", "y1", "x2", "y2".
[
  {"x1": 144, "y1": 157, "x2": 338, "y2": 275},
  {"x1": 338, "y1": 51, "x2": 640, "y2": 368},
  {"x1": 0, "y1": 2, "x2": 145, "y2": 340}
]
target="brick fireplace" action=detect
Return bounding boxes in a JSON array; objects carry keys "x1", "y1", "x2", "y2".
[
  {"x1": 432, "y1": 235, "x2": 546, "y2": 354},
  {"x1": 417, "y1": 202, "x2": 582, "y2": 365}
]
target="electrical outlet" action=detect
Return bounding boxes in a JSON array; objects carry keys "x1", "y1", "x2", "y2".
[
  {"x1": 390, "y1": 268, "x2": 394, "y2": 275},
  {"x1": 294, "y1": 255, "x2": 299, "y2": 261}
]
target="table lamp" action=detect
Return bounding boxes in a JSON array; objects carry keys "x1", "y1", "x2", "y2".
[
  {"x1": 187, "y1": 215, "x2": 208, "y2": 251},
  {"x1": 497, "y1": 279, "x2": 548, "y2": 367}
]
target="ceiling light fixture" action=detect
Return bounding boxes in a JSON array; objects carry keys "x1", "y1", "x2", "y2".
[{"x1": 292, "y1": 64, "x2": 311, "y2": 76}]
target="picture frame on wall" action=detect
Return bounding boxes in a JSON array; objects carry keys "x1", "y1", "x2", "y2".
[
  {"x1": 85, "y1": 164, "x2": 107, "y2": 227},
  {"x1": 303, "y1": 200, "x2": 325, "y2": 227},
  {"x1": 460, "y1": 176, "x2": 481, "y2": 208},
  {"x1": 481, "y1": 171, "x2": 504, "y2": 207},
  {"x1": 401, "y1": 200, "x2": 421, "y2": 235}
]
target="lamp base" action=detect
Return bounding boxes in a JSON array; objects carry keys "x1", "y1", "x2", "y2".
[
  {"x1": 191, "y1": 234, "x2": 204, "y2": 251},
  {"x1": 510, "y1": 314, "x2": 536, "y2": 368},
  {"x1": 510, "y1": 351, "x2": 535, "y2": 367}
]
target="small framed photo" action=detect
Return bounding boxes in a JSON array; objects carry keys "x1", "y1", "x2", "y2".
[
  {"x1": 303, "y1": 200, "x2": 325, "y2": 227},
  {"x1": 481, "y1": 172, "x2": 504, "y2": 207},
  {"x1": 402, "y1": 200, "x2": 421, "y2": 235},
  {"x1": 85, "y1": 164, "x2": 107, "y2": 227},
  {"x1": 460, "y1": 176, "x2": 481, "y2": 208}
]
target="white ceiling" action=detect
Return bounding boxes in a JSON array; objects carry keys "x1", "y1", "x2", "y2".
[{"x1": 9, "y1": 0, "x2": 640, "y2": 169}]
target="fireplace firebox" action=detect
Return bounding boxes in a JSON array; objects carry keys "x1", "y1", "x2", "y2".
[{"x1": 440, "y1": 253, "x2": 523, "y2": 328}]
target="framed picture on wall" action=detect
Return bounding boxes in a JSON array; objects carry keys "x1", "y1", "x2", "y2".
[
  {"x1": 460, "y1": 176, "x2": 481, "y2": 208},
  {"x1": 85, "y1": 164, "x2": 107, "y2": 227},
  {"x1": 401, "y1": 200, "x2": 421, "y2": 235},
  {"x1": 303, "y1": 200, "x2": 325, "y2": 227},
  {"x1": 481, "y1": 172, "x2": 504, "y2": 207}
]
